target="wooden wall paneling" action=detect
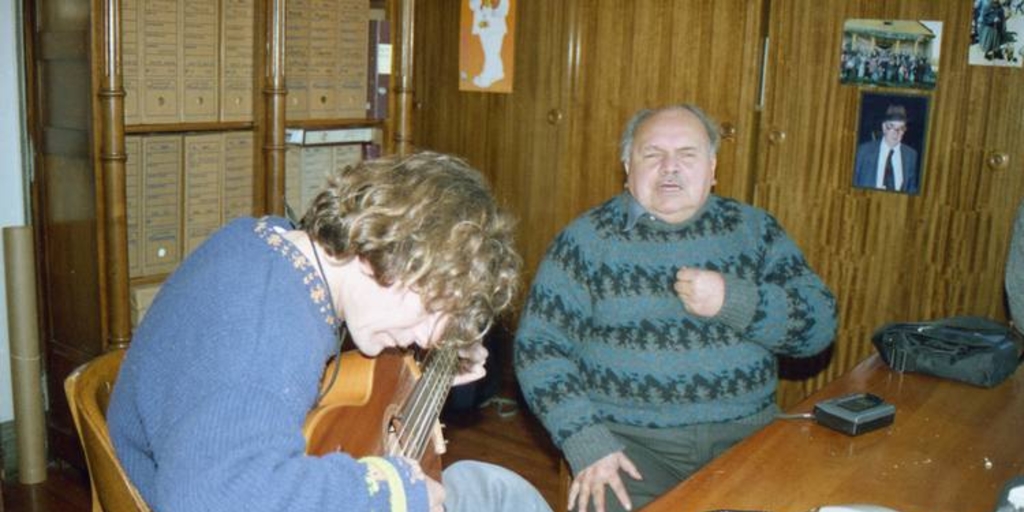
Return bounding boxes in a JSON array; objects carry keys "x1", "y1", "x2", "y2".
[
  {"x1": 38, "y1": 154, "x2": 101, "y2": 470},
  {"x1": 414, "y1": 0, "x2": 765, "y2": 289},
  {"x1": 905, "y1": 3, "x2": 1023, "y2": 324},
  {"x1": 31, "y1": 0, "x2": 102, "y2": 469},
  {"x1": 759, "y1": 0, "x2": 1024, "y2": 407},
  {"x1": 413, "y1": 0, "x2": 572, "y2": 283},
  {"x1": 758, "y1": 1, "x2": 906, "y2": 406},
  {"x1": 565, "y1": 0, "x2": 767, "y2": 215}
]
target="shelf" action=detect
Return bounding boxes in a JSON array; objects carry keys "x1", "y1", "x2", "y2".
[
  {"x1": 284, "y1": 118, "x2": 386, "y2": 130},
  {"x1": 125, "y1": 121, "x2": 256, "y2": 135}
]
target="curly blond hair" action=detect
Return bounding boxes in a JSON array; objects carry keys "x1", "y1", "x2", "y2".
[{"x1": 301, "y1": 151, "x2": 521, "y2": 347}]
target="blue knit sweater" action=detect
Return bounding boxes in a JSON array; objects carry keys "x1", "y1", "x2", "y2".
[
  {"x1": 514, "y1": 193, "x2": 837, "y2": 473},
  {"x1": 108, "y1": 217, "x2": 429, "y2": 512}
]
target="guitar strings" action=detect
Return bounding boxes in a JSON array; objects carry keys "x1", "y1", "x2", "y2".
[
  {"x1": 395, "y1": 349, "x2": 452, "y2": 459},
  {"x1": 390, "y1": 354, "x2": 431, "y2": 456},
  {"x1": 392, "y1": 347, "x2": 458, "y2": 460},
  {"x1": 375, "y1": 346, "x2": 456, "y2": 459},
  {"x1": 416, "y1": 349, "x2": 457, "y2": 457}
]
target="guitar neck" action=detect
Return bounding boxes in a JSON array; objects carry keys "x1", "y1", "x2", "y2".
[{"x1": 388, "y1": 346, "x2": 458, "y2": 461}]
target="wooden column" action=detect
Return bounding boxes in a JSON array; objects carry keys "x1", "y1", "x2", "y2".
[
  {"x1": 263, "y1": 0, "x2": 287, "y2": 215},
  {"x1": 394, "y1": 0, "x2": 415, "y2": 155},
  {"x1": 98, "y1": 0, "x2": 131, "y2": 350}
]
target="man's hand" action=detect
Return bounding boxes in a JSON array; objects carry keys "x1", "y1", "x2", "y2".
[
  {"x1": 568, "y1": 451, "x2": 642, "y2": 512},
  {"x1": 674, "y1": 267, "x2": 725, "y2": 317},
  {"x1": 392, "y1": 457, "x2": 445, "y2": 512},
  {"x1": 451, "y1": 341, "x2": 488, "y2": 386},
  {"x1": 427, "y1": 474, "x2": 446, "y2": 512}
]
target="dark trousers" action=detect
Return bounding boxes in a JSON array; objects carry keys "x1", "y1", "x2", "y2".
[{"x1": 597, "y1": 405, "x2": 778, "y2": 512}]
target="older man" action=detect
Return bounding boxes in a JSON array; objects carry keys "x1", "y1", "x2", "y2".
[{"x1": 515, "y1": 104, "x2": 837, "y2": 512}]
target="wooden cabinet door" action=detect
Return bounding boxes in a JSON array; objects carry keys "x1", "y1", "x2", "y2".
[
  {"x1": 413, "y1": 0, "x2": 574, "y2": 280},
  {"x1": 757, "y1": 1, "x2": 1024, "y2": 405},
  {"x1": 415, "y1": 0, "x2": 765, "y2": 281},
  {"x1": 564, "y1": 0, "x2": 767, "y2": 211},
  {"x1": 30, "y1": 0, "x2": 106, "y2": 470}
]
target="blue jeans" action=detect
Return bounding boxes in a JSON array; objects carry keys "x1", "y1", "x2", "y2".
[{"x1": 443, "y1": 460, "x2": 552, "y2": 512}]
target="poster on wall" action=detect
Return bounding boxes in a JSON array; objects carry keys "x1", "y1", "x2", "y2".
[
  {"x1": 459, "y1": 0, "x2": 516, "y2": 93},
  {"x1": 852, "y1": 92, "x2": 930, "y2": 195},
  {"x1": 840, "y1": 19, "x2": 943, "y2": 90},
  {"x1": 969, "y1": 0, "x2": 1024, "y2": 67}
]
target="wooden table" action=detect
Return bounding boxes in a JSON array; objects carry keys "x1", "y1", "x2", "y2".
[{"x1": 642, "y1": 355, "x2": 1024, "y2": 512}]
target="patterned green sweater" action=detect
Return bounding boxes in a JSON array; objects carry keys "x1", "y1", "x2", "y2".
[
  {"x1": 514, "y1": 193, "x2": 837, "y2": 473},
  {"x1": 1008, "y1": 200, "x2": 1024, "y2": 332}
]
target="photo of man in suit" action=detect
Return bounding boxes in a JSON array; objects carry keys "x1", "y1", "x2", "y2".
[{"x1": 853, "y1": 103, "x2": 922, "y2": 195}]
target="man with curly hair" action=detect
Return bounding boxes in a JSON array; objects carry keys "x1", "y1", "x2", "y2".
[{"x1": 109, "y1": 151, "x2": 550, "y2": 512}]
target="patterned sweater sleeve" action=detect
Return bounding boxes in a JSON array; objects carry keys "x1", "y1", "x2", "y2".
[
  {"x1": 1007, "y1": 201, "x2": 1024, "y2": 331},
  {"x1": 716, "y1": 212, "x2": 837, "y2": 357},
  {"x1": 514, "y1": 230, "x2": 625, "y2": 475}
]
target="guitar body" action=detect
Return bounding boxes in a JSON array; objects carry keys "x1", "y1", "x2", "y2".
[{"x1": 303, "y1": 349, "x2": 444, "y2": 480}]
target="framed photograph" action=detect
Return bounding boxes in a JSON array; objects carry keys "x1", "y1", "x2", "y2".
[
  {"x1": 840, "y1": 19, "x2": 943, "y2": 90},
  {"x1": 459, "y1": 0, "x2": 516, "y2": 93},
  {"x1": 969, "y1": 0, "x2": 1024, "y2": 67},
  {"x1": 852, "y1": 92, "x2": 930, "y2": 195}
]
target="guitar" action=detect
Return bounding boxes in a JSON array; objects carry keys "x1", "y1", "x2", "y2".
[{"x1": 303, "y1": 346, "x2": 458, "y2": 480}]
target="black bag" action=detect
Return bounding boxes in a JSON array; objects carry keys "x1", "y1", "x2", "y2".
[{"x1": 871, "y1": 316, "x2": 1023, "y2": 388}]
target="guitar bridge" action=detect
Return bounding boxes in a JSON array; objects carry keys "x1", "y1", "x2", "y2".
[{"x1": 431, "y1": 422, "x2": 447, "y2": 455}]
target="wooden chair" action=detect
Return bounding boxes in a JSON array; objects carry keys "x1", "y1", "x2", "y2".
[
  {"x1": 559, "y1": 458, "x2": 572, "y2": 510},
  {"x1": 64, "y1": 349, "x2": 152, "y2": 512}
]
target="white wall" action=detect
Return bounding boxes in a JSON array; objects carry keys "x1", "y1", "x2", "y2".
[{"x1": 1, "y1": 0, "x2": 29, "y2": 423}]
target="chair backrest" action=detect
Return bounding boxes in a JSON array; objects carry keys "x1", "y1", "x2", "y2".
[{"x1": 64, "y1": 349, "x2": 152, "y2": 512}]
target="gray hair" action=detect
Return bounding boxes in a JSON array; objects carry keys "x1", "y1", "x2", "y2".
[{"x1": 619, "y1": 104, "x2": 722, "y2": 166}]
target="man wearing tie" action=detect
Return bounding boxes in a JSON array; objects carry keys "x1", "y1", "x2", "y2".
[{"x1": 853, "y1": 104, "x2": 920, "y2": 194}]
